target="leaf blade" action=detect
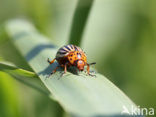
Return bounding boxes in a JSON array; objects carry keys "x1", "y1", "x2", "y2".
[
  {"x1": 5, "y1": 20, "x2": 137, "y2": 116},
  {"x1": 0, "y1": 61, "x2": 49, "y2": 95},
  {"x1": 68, "y1": 0, "x2": 94, "y2": 46}
]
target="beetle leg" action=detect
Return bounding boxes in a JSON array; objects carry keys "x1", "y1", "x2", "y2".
[
  {"x1": 49, "y1": 66, "x2": 60, "y2": 75},
  {"x1": 46, "y1": 65, "x2": 60, "y2": 78},
  {"x1": 86, "y1": 63, "x2": 96, "y2": 77},
  {"x1": 88, "y1": 62, "x2": 96, "y2": 65},
  {"x1": 87, "y1": 63, "x2": 90, "y2": 75},
  {"x1": 86, "y1": 62, "x2": 96, "y2": 73},
  {"x1": 61, "y1": 63, "x2": 68, "y2": 77},
  {"x1": 47, "y1": 58, "x2": 56, "y2": 64}
]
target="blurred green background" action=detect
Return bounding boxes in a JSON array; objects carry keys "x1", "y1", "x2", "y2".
[{"x1": 0, "y1": 0, "x2": 156, "y2": 117}]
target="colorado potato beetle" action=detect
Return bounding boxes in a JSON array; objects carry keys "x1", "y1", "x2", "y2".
[{"x1": 47, "y1": 44, "x2": 96, "y2": 76}]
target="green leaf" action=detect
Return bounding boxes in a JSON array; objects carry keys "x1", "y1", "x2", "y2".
[
  {"x1": 0, "y1": 61, "x2": 49, "y2": 96},
  {"x1": 68, "y1": 0, "x2": 94, "y2": 46},
  {"x1": 5, "y1": 19, "x2": 137, "y2": 117}
]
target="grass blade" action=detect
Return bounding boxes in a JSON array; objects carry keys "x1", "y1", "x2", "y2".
[
  {"x1": 0, "y1": 61, "x2": 36, "y2": 78},
  {"x1": 68, "y1": 0, "x2": 94, "y2": 46},
  {"x1": 0, "y1": 61, "x2": 49, "y2": 95},
  {"x1": 5, "y1": 19, "x2": 138, "y2": 117}
]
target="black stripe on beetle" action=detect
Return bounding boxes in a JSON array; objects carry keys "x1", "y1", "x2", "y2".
[
  {"x1": 65, "y1": 45, "x2": 71, "y2": 51},
  {"x1": 58, "y1": 51, "x2": 67, "y2": 55},
  {"x1": 70, "y1": 45, "x2": 74, "y2": 49},
  {"x1": 74, "y1": 46, "x2": 78, "y2": 51},
  {"x1": 59, "y1": 48, "x2": 68, "y2": 52}
]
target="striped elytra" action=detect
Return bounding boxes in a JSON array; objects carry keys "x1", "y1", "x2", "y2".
[
  {"x1": 55, "y1": 44, "x2": 87, "y2": 66},
  {"x1": 56, "y1": 44, "x2": 84, "y2": 58},
  {"x1": 47, "y1": 44, "x2": 96, "y2": 76}
]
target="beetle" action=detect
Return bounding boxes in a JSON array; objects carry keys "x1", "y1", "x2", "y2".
[{"x1": 47, "y1": 44, "x2": 96, "y2": 76}]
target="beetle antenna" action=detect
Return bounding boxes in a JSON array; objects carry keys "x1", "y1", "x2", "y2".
[{"x1": 89, "y1": 62, "x2": 96, "y2": 65}]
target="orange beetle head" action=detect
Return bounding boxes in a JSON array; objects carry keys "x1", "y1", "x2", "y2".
[{"x1": 76, "y1": 60, "x2": 85, "y2": 71}]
